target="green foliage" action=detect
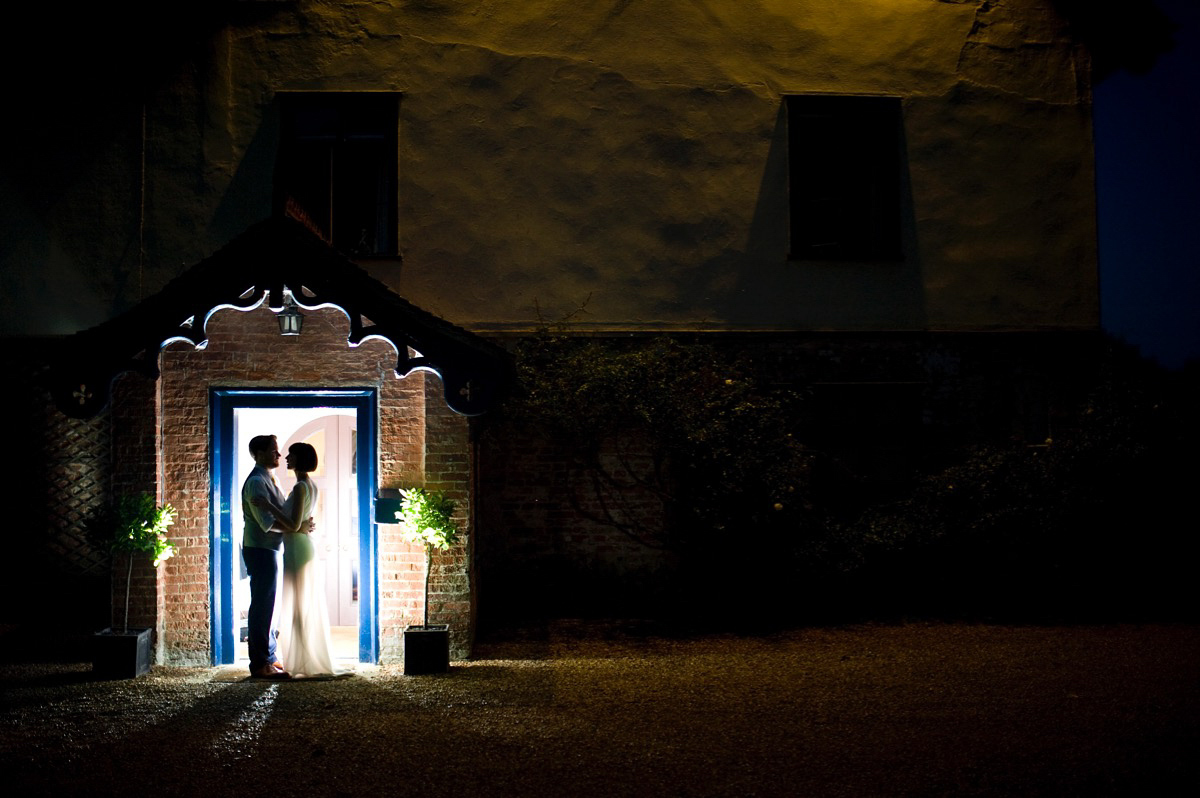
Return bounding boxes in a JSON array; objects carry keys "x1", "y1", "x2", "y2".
[
  {"x1": 396, "y1": 488, "x2": 458, "y2": 552},
  {"x1": 395, "y1": 488, "x2": 458, "y2": 627},
  {"x1": 87, "y1": 494, "x2": 178, "y2": 632},
  {"x1": 501, "y1": 330, "x2": 1198, "y2": 622},
  {"x1": 104, "y1": 494, "x2": 178, "y2": 568},
  {"x1": 861, "y1": 343, "x2": 1177, "y2": 549},
  {"x1": 841, "y1": 341, "x2": 1200, "y2": 620},
  {"x1": 508, "y1": 329, "x2": 817, "y2": 557}
]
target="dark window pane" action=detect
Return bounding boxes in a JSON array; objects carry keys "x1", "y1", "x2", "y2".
[
  {"x1": 277, "y1": 93, "x2": 399, "y2": 257},
  {"x1": 787, "y1": 95, "x2": 903, "y2": 261}
]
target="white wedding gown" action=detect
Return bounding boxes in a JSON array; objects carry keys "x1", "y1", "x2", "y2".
[{"x1": 279, "y1": 480, "x2": 337, "y2": 678}]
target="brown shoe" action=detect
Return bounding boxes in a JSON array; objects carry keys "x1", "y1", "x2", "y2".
[{"x1": 253, "y1": 664, "x2": 291, "y2": 680}]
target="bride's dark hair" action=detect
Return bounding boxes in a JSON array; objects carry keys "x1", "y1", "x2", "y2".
[{"x1": 289, "y1": 442, "x2": 318, "y2": 472}]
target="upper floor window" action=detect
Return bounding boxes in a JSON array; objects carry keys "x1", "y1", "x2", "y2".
[
  {"x1": 786, "y1": 95, "x2": 903, "y2": 261},
  {"x1": 276, "y1": 92, "x2": 399, "y2": 258}
]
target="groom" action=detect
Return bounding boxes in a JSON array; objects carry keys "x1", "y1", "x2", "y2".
[{"x1": 242, "y1": 434, "x2": 312, "y2": 679}]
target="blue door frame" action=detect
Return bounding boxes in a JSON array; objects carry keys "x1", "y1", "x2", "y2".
[{"x1": 210, "y1": 389, "x2": 379, "y2": 665}]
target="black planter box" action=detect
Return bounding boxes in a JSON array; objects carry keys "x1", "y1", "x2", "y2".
[
  {"x1": 93, "y1": 627, "x2": 152, "y2": 679},
  {"x1": 403, "y1": 624, "x2": 450, "y2": 674}
]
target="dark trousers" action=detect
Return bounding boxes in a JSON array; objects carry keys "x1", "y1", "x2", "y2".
[{"x1": 242, "y1": 545, "x2": 279, "y2": 671}]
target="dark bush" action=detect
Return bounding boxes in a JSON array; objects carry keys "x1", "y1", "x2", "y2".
[
  {"x1": 496, "y1": 330, "x2": 1197, "y2": 625},
  {"x1": 841, "y1": 342, "x2": 1200, "y2": 621}
]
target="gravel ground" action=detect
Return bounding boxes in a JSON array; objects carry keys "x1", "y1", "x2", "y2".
[{"x1": 2, "y1": 621, "x2": 1198, "y2": 797}]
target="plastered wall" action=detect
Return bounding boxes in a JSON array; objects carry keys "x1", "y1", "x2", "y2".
[{"x1": 2, "y1": 0, "x2": 1098, "y2": 337}]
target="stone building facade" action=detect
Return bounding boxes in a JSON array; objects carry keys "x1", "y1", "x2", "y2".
[{"x1": 2, "y1": 1, "x2": 1106, "y2": 661}]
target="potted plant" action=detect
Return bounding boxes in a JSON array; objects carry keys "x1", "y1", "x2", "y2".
[
  {"x1": 90, "y1": 494, "x2": 176, "y2": 679},
  {"x1": 395, "y1": 487, "x2": 458, "y2": 674}
]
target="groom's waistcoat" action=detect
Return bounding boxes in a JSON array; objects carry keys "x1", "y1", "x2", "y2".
[{"x1": 242, "y1": 466, "x2": 285, "y2": 551}]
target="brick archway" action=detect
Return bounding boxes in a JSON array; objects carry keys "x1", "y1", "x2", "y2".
[
  {"x1": 111, "y1": 302, "x2": 477, "y2": 665},
  {"x1": 75, "y1": 218, "x2": 505, "y2": 666},
  {"x1": 50, "y1": 216, "x2": 508, "y2": 421}
]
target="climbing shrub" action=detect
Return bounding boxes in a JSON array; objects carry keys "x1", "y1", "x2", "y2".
[{"x1": 507, "y1": 330, "x2": 824, "y2": 573}]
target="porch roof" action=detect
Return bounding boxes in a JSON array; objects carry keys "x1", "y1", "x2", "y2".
[{"x1": 49, "y1": 216, "x2": 511, "y2": 418}]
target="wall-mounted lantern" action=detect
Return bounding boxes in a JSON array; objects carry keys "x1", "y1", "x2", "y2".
[{"x1": 277, "y1": 292, "x2": 304, "y2": 336}]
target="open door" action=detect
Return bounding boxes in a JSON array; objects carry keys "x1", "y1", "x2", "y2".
[
  {"x1": 282, "y1": 415, "x2": 359, "y2": 629},
  {"x1": 211, "y1": 390, "x2": 377, "y2": 665}
]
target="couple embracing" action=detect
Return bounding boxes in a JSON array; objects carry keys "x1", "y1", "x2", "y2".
[{"x1": 241, "y1": 434, "x2": 338, "y2": 680}]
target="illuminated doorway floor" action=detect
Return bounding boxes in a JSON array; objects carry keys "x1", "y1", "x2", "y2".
[{"x1": 234, "y1": 625, "x2": 360, "y2": 664}]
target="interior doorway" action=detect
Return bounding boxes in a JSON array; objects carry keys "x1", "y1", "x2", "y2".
[
  {"x1": 237, "y1": 406, "x2": 358, "y2": 663},
  {"x1": 281, "y1": 413, "x2": 359, "y2": 628},
  {"x1": 211, "y1": 390, "x2": 377, "y2": 665}
]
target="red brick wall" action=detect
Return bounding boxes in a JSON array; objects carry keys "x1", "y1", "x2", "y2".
[
  {"x1": 110, "y1": 371, "x2": 165, "y2": 650},
  {"x1": 374, "y1": 372, "x2": 475, "y2": 661},
  {"x1": 377, "y1": 363, "x2": 428, "y2": 661},
  {"x1": 422, "y1": 376, "x2": 473, "y2": 659},
  {"x1": 476, "y1": 422, "x2": 677, "y2": 624},
  {"x1": 123, "y1": 302, "x2": 475, "y2": 665}
]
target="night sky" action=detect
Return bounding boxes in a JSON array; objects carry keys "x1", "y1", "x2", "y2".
[{"x1": 1093, "y1": 0, "x2": 1200, "y2": 369}]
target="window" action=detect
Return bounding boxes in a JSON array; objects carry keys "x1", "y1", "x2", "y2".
[
  {"x1": 786, "y1": 95, "x2": 903, "y2": 261},
  {"x1": 276, "y1": 93, "x2": 399, "y2": 257}
]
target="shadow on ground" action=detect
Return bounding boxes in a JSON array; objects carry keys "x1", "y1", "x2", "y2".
[{"x1": 3, "y1": 621, "x2": 1199, "y2": 796}]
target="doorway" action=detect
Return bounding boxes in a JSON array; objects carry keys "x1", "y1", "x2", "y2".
[{"x1": 211, "y1": 390, "x2": 378, "y2": 665}]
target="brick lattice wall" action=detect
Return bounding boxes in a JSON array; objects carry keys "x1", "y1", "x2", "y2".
[{"x1": 3, "y1": 347, "x2": 113, "y2": 628}]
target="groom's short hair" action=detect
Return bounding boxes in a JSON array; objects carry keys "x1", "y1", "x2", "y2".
[{"x1": 248, "y1": 435, "x2": 277, "y2": 457}]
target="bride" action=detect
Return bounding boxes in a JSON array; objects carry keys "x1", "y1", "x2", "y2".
[{"x1": 253, "y1": 441, "x2": 337, "y2": 678}]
